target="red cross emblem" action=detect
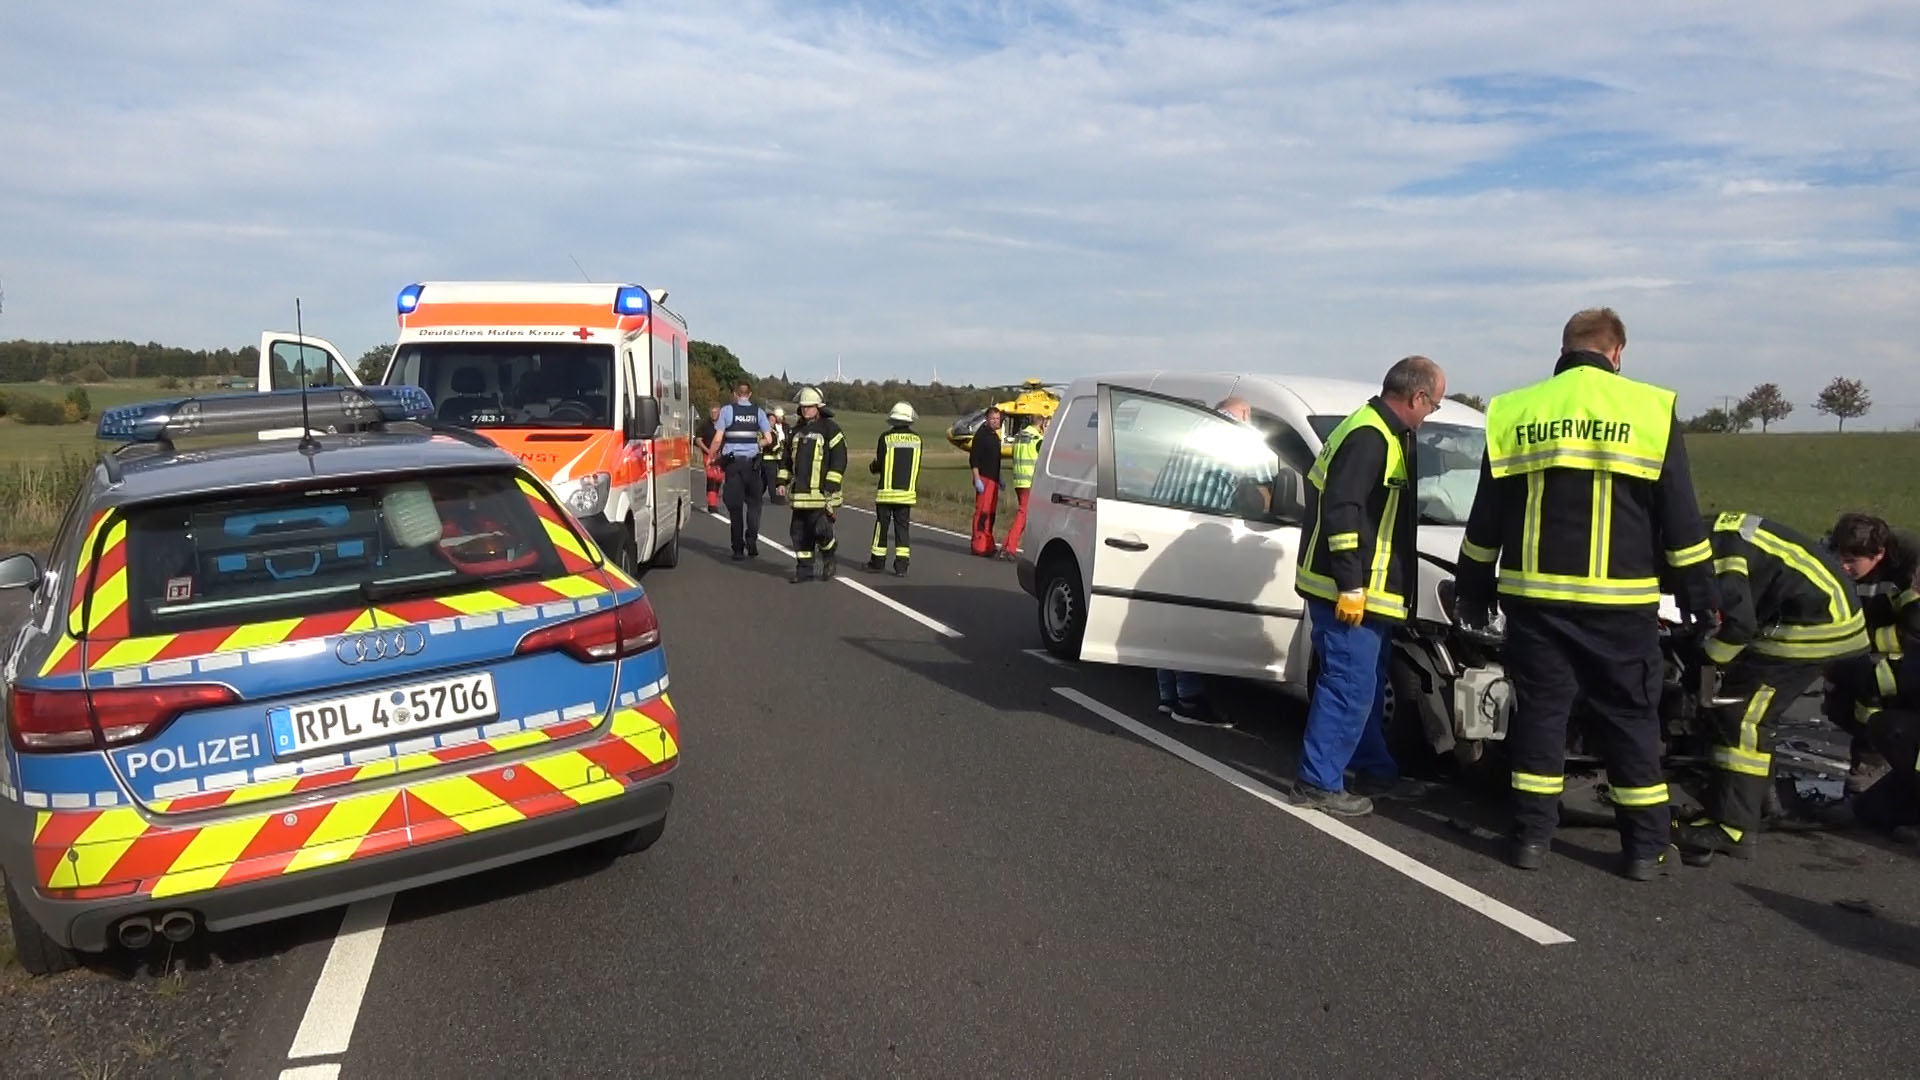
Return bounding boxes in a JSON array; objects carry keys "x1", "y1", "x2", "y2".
[{"x1": 573, "y1": 327, "x2": 594, "y2": 340}]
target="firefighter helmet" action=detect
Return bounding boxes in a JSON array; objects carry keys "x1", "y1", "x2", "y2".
[
  {"x1": 796, "y1": 386, "x2": 825, "y2": 408},
  {"x1": 888, "y1": 401, "x2": 917, "y2": 424}
]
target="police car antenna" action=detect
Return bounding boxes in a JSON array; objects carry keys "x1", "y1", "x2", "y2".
[{"x1": 294, "y1": 298, "x2": 319, "y2": 454}]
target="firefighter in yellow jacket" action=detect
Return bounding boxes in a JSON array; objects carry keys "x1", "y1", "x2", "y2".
[
  {"x1": 776, "y1": 387, "x2": 847, "y2": 583},
  {"x1": 1455, "y1": 308, "x2": 1719, "y2": 881},
  {"x1": 866, "y1": 401, "x2": 922, "y2": 576}
]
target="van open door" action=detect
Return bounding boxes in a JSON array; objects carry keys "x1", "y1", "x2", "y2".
[
  {"x1": 1079, "y1": 383, "x2": 1305, "y2": 681},
  {"x1": 256, "y1": 332, "x2": 361, "y2": 392}
]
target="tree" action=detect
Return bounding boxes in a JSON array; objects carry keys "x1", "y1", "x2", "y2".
[
  {"x1": 355, "y1": 344, "x2": 393, "y2": 384},
  {"x1": 1737, "y1": 382, "x2": 1792, "y2": 433},
  {"x1": 1445, "y1": 392, "x2": 1486, "y2": 411},
  {"x1": 689, "y1": 364, "x2": 722, "y2": 413},
  {"x1": 1812, "y1": 377, "x2": 1871, "y2": 431},
  {"x1": 1684, "y1": 407, "x2": 1741, "y2": 434},
  {"x1": 688, "y1": 340, "x2": 748, "y2": 391}
]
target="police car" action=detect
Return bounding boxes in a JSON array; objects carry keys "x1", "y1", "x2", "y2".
[{"x1": 0, "y1": 387, "x2": 678, "y2": 974}]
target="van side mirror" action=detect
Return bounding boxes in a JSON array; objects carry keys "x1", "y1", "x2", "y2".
[
  {"x1": 630, "y1": 397, "x2": 662, "y2": 440},
  {"x1": 1268, "y1": 470, "x2": 1305, "y2": 523},
  {"x1": 0, "y1": 552, "x2": 41, "y2": 591}
]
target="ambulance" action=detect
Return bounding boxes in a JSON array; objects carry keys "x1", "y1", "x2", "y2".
[{"x1": 256, "y1": 282, "x2": 695, "y2": 574}]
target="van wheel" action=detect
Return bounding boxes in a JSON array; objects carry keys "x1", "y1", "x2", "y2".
[
  {"x1": 5, "y1": 875, "x2": 78, "y2": 977},
  {"x1": 649, "y1": 523, "x2": 679, "y2": 569},
  {"x1": 1037, "y1": 557, "x2": 1086, "y2": 661}
]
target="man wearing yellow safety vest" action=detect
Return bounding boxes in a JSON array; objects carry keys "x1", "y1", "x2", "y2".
[
  {"x1": 1294, "y1": 356, "x2": 1448, "y2": 817},
  {"x1": 866, "y1": 401, "x2": 923, "y2": 576},
  {"x1": 999, "y1": 415, "x2": 1047, "y2": 560},
  {"x1": 776, "y1": 386, "x2": 847, "y2": 583},
  {"x1": 1676, "y1": 513, "x2": 1866, "y2": 866},
  {"x1": 1454, "y1": 308, "x2": 1720, "y2": 881}
]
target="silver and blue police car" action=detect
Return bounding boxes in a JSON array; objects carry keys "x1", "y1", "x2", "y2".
[{"x1": 0, "y1": 387, "x2": 679, "y2": 973}]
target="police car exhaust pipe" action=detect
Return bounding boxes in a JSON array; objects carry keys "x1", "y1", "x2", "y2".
[
  {"x1": 159, "y1": 911, "x2": 197, "y2": 944},
  {"x1": 117, "y1": 917, "x2": 154, "y2": 950}
]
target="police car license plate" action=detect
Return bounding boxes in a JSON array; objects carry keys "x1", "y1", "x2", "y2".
[{"x1": 267, "y1": 673, "x2": 498, "y2": 757}]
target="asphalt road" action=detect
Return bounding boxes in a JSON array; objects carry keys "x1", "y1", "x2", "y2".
[{"x1": 8, "y1": 477, "x2": 1920, "y2": 1078}]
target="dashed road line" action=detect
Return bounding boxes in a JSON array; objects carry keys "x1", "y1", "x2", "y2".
[
  {"x1": 283, "y1": 894, "x2": 394, "y2": 1073},
  {"x1": 1053, "y1": 686, "x2": 1576, "y2": 947},
  {"x1": 1023, "y1": 647, "x2": 1070, "y2": 668},
  {"x1": 707, "y1": 513, "x2": 963, "y2": 638}
]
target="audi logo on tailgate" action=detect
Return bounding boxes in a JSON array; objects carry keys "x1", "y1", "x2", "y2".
[{"x1": 336, "y1": 629, "x2": 427, "y2": 664}]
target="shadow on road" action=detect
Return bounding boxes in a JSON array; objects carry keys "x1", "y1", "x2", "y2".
[{"x1": 1740, "y1": 884, "x2": 1920, "y2": 970}]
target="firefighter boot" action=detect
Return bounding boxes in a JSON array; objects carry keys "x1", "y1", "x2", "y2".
[
  {"x1": 892, "y1": 558, "x2": 909, "y2": 577},
  {"x1": 1675, "y1": 819, "x2": 1757, "y2": 867},
  {"x1": 820, "y1": 548, "x2": 837, "y2": 581},
  {"x1": 1621, "y1": 844, "x2": 1681, "y2": 882},
  {"x1": 791, "y1": 559, "x2": 811, "y2": 584}
]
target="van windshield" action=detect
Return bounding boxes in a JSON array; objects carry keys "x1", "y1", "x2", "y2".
[
  {"x1": 1307, "y1": 416, "x2": 1486, "y2": 527},
  {"x1": 389, "y1": 342, "x2": 615, "y2": 429}
]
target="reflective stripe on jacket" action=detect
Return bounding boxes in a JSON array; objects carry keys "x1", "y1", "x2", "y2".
[
  {"x1": 1010, "y1": 429, "x2": 1041, "y2": 490},
  {"x1": 1702, "y1": 513, "x2": 1867, "y2": 664},
  {"x1": 873, "y1": 427, "x2": 922, "y2": 505}
]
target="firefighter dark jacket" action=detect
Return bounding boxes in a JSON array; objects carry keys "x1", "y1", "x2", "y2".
[
  {"x1": 1702, "y1": 514, "x2": 1867, "y2": 665},
  {"x1": 1855, "y1": 527, "x2": 1920, "y2": 654},
  {"x1": 1457, "y1": 351, "x2": 1718, "y2": 616},
  {"x1": 869, "y1": 423, "x2": 922, "y2": 506},
  {"x1": 779, "y1": 410, "x2": 847, "y2": 510},
  {"x1": 1296, "y1": 398, "x2": 1415, "y2": 622}
]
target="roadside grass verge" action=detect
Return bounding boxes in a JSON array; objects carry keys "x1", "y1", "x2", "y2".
[{"x1": 0, "y1": 454, "x2": 94, "y2": 550}]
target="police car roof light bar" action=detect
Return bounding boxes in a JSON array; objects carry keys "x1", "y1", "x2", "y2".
[{"x1": 95, "y1": 386, "x2": 436, "y2": 444}]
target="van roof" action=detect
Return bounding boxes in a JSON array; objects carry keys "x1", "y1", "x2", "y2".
[
  {"x1": 1065, "y1": 370, "x2": 1486, "y2": 427},
  {"x1": 400, "y1": 281, "x2": 684, "y2": 333}
]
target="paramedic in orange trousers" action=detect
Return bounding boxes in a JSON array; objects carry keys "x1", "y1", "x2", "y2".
[{"x1": 970, "y1": 407, "x2": 1004, "y2": 557}]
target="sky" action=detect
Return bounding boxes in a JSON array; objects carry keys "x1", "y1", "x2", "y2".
[{"x1": 1, "y1": 0, "x2": 1916, "y2": 428}]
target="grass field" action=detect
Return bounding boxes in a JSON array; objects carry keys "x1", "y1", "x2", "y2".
[{"x1": 0, "y1": 380, "x2": 1912, "y2": 549}]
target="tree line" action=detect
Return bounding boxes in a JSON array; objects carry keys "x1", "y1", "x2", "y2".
[
  {"x1": 0, "y1": 339, "x2": 257, "y2": 382},
  {"x1": 1682, "y1": 377, "x2": 1873, "y2": 434}
]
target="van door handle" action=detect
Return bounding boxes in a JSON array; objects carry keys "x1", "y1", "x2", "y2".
[{"x1": 1104, "y1": 536, "x2": 1149, "y2": 552}]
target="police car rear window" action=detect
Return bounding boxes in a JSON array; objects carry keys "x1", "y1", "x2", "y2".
[{"x1": 116, "y1": 471, "x2": 568, "y2": 637}]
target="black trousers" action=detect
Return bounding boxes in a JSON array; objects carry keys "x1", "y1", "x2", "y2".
[
  {"x1": 721, "y1": 457, "x2": 764, "y2": 553},
  {"x1": 791, "y1": 507, "x2": 836, "y2": 562},
  {"x1": 762, "y1": 459, "x2": 784, "y2": 503},
  {"x1": 1702, "y1": 656, "x2": 1823, "y2": 833},
  {"x1": 1825, "y1": 652, "x2": 1889, "y2": 763},
  {"x1": 870, "y1": 503, "x2": 911, "y2": 567},
  {"x1": 1504, "y1": 602, "x2": 1669, "y2": 857},
  {"x1": 1854, "y1": 708, "x2": 1920, "y2": 829}
]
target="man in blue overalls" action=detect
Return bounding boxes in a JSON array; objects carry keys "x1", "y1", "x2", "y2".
[{"x1": 705, "y1": 380, "x2": 772, "y2": 560}]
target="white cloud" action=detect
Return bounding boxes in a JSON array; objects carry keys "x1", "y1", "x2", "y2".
[{"x1": 0, "y1": 0, "x2": 1915, "y2": 428}]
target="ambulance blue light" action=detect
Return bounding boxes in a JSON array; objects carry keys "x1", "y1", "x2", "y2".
[
  {"x1": 397, "y1": 283, "x2": 425, "y2": 314},
  {"x1": 613, "y1": 286, "x2": 651, "y2": 316},
  {"x1": 97, "y1": 386, "x2": 437, "y2": 443}
]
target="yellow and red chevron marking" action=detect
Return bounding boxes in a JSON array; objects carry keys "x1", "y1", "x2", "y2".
[
  {"x1": 32, "y1": 698, "x2": 678, "y2": 898},
  {"x1": 519, "y1": 476, "x2": 600, "y2": 572},
  {"x1": 364, "y1": 572, "x2": 615, "y2": 626},
  {"x1": 84, "y1": 607, "x2": 383, "y2": 673},
  {"x1": 41, "y1": 512, "x2": 124, "y2": 677}
]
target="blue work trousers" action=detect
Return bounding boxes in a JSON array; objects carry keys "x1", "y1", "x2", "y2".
[
  {"x1": 1299, "y1": 598, "x2": 1398, "y2": 793},
  {"x1": 1157, "y1": 669, "x2": 1205, "y2": 703}
]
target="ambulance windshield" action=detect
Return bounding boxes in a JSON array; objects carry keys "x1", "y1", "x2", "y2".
[{"x1": 389, "y1": 342, "x2": 615, "y2": 429}]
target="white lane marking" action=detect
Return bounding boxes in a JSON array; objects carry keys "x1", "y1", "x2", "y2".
[
  {"x1": 286, "y1": 895, "x2": 394, "y2": 1061},
  {"x1": 280, "y1": 1066, "x2": 342, "y2": 1080},
  {"x1": 1052, "y1": 687, "x2": 1575, "y2": 947},
  {"x1": 1023, "y1": 648, "x2": 1069, "y2": 668},
  {"x1": 837, "y1": 503, "x2": 973, "y2": 542},
  {"x1": 708, "y1": 514, "x2": 964, "y2": 638}
]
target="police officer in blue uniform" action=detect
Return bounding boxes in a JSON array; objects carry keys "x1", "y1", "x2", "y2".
[{"x1": 705, "y1": 380, "x2": 772, "y2": 560}]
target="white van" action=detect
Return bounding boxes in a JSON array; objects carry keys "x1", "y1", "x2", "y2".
[{"x1": 1016, "y1": 372, "x2": 1487, "y2": 689}]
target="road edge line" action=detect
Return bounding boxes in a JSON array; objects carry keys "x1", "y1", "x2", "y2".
[
  {"x1": 285, "y1": 894, "x2": 395, "y2": 1062},
  {"x1": 836, "y1": 503, "x2": 974, "y2": 542},
  {"x1": 707, "y1": 513, "x2": 964, "y2": 638},
  {"x1": 1052, "y1": 686, "x2": 1575, "y2": 947}
]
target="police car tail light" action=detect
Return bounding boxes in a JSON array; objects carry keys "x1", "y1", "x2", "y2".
[
  {"x1": 514, "y1": 595, "x2": 660, "y2": 662},
  {"x1": 7, "y1": 684, "x2": 239, "y2": 753}
]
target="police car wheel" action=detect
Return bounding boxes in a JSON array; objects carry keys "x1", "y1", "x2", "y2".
[
  {"x1": 5, "y1": 875, "x2": 78, "y2": 977},
  {"x1": 1037, "y1": 557, "x2": 1086, "y2": 661},
  {"x1": 596, "y1": 818, "x2": 667, "y2": 858}
]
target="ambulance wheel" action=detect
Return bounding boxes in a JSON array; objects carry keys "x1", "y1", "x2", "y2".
[
  {"x1": 649, "y1": 525, "x2": 679, "y2": 569},
  {"x1": 5, "y1": 875, "x2": 78, "y2": 977},
  {"x1": 597, "y1": 818, "x2": 667, "y2": 858}
]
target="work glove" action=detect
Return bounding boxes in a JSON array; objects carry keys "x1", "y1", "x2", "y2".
[
  {"x1": 974, "y1": 477, "x2": 986, "y2": 494},
  {"x1": 1335, "y1": 590, "x2": 1367, "y2": 627}
]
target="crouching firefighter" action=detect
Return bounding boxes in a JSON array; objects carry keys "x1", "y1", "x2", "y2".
[
  {"x1": 868, "y1": 401, "x2": 922, "y2": 576},
  {"x1": 1677, "y1": 513, "x2": 1868, "y2": 866},
  {"x1": 1822, "y1": 513, "x2": 1920, "y2": 793},
  {"x1": 778, "y1": 386, "x2": 847, "y2": 583},
  {"x1": 1834, "y1": 650, "x2": 1920, "y2": 836}
]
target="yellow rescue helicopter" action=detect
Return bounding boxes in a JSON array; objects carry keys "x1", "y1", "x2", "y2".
[{"x1": 946, "y1": 378, "x2": 1064, "y2": 457}]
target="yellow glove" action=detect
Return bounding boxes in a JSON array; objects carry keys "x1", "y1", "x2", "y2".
[{"x1": 1335, "y1": 590, "x2": 1367, "y2": 627}]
